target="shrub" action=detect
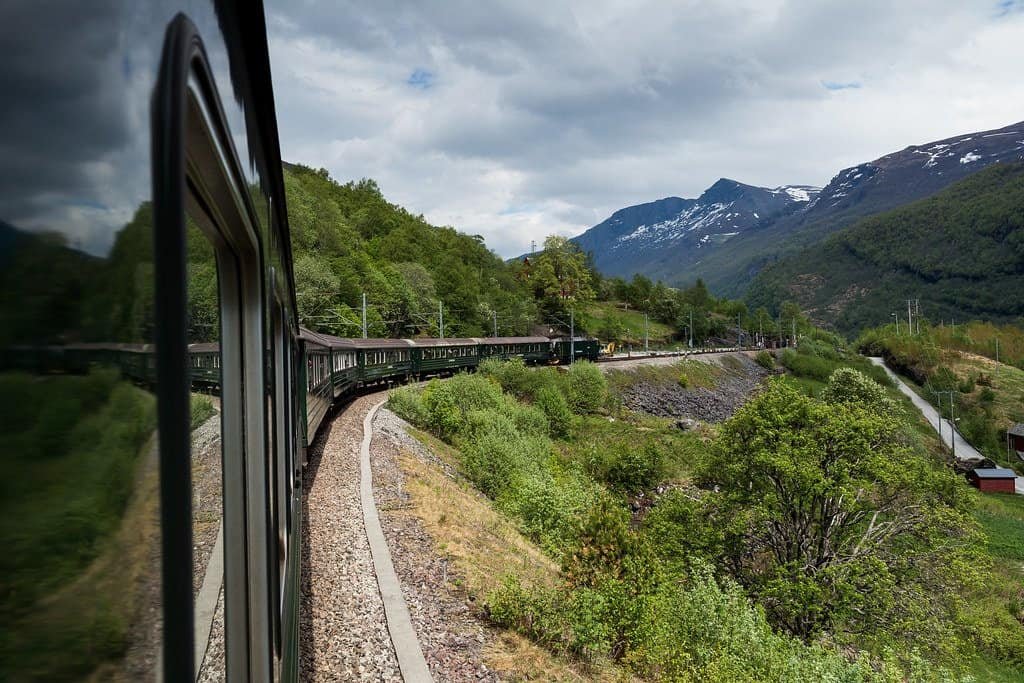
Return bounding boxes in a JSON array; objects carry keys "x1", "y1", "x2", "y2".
[
  {"x1": 534, "y1": 385, "x2": 574, "y2": 437},
  {"x1": 478, "y1": 357, "x2": 531, "y2": 397},
  {"x1": 561, "y1": 361, "x2": 607, "y2": 414},
  {"x1": 459, "y1": 412, "x2": 542, "y2": 496},
  {"x1": 190, "y1": 394, "x2": 215, "y2": 429},
  {"x1": 387, "y1": 385, "x2": 426, "y2": 425},
  {"x1": 780, "y1": 349, "x2": 835, "y2": 382},
  {"x1": 486, "y1": 576, "x2": 565, "y2": 649},
  {"x1": 498, "y1": 464, "x2": 597, "y2": 554},
  {"x1": 421, "y1": 373, "x2": 504, "y2": 438},
  {"x1": 605, "y1": 442, "x2": 667, "y2": 493},
  {"x1": 821, "y1": 367, "x2": 896, "y2": 414},
  {"x1": 755, "y1": 350, "x2": 775, "y2": 370},
  {"x1": 507, "y1": 401, "x2": 550, "y2": 438}
]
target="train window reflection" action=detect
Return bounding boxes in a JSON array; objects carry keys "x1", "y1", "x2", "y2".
[
  {"x1": 187, "y1": 221, "x2": 226, "y2": 681},
  {"x1": 0, "y1": 211, "x2": 163, "y2": 677}
]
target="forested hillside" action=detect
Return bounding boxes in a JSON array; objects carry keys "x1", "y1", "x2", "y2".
[
  {"x1": 284, "y1": 164, "x2": 537, "y2": 337},
  {"x1": 747, "y1": 162, "x2": 1024, "y2": 335}
]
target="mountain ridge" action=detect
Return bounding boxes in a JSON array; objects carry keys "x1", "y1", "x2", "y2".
[
  {"x1": 745, "y1": 161, "x2": 1024, "y2": 334},
  {"x1": 571, "y1": 120, "x2": 1024, "y2": 295}
]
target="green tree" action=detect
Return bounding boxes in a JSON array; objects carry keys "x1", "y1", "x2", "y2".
[
  {"x1": 531, "y1": 235, "x2": 595, "y2": 310},
  {"x1": 294, "y1": 253, "x2": 342, "y2": 327},
  {"x1": 696, "y1": 378, "x2": 983, "y2": 660}
]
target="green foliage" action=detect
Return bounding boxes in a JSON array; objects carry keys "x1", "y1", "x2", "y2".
[
  {"x1": 190, "y1": 394, "x2": 216, "y2": 430},
  {"x1": 690, "y1": 378, "x2": 984, "y2": 662},
  {"x1": 478, "y1": 357, "x2": 556, "y2": 399},
  {"x1": 584, "y1": 440, "x2": 668, "y2": 493},
  {"x1": 754, "y1": 350, "x2": 775, "y2": 370},
  {"x1": 524, "y1": 235, "x2": 595, "y2": 313},
  {"x1": 561, "y1": 361, "x2": 607, "y2": 414},
  {"x1": 394, "y1": 370, "x2": 598, "y2": 554},
  {"x1": 749, "y1": 162, "x2": 1024, "y2": 334},
  {"x1": 534, "y1": 386, "x2": 574, "y2": 437},
  {"x1": 284, "y1": 164, "x2": 538, "y2": 337},
  {"x1": 820, "y1": 367, "x2": 897, "y2": 413},
  {"x1": 487, "y1": 561, "x2": 950, "y2": 682},
  {"x1": 386, "y1": 385, "x2": 427, "y2": 425},
  {"x1": 420, "y1": 374, "x2": 504, "y2": 439},
  {"x1": 0, "y1": 372, "x2": 157, "y2": 678},
  {"x1": 780, "y1": 348, "x2": 834, "y2": 381}
]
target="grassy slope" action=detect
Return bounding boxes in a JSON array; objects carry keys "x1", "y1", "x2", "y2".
[
  {"x1": 0, "y1": 372, "x2": 158, "y2": 679},
  {"x1": 969, "y1": 491, "x2": 1024, "y2": 681},
  {"x1": 398, "y1": 427, "x2": 628, "y2": 681},
  {"x1": 582, "y1": 300, "x2": 676, "y2": 346}
]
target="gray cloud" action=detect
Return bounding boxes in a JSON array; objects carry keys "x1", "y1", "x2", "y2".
[{"x1": 266, "y1": 0, "x2": 1024, "y2": 257}]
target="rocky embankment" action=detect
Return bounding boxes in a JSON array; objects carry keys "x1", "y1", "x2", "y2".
[{"x1": 619, "y1": 354, "x2": 770, "y2": 423}]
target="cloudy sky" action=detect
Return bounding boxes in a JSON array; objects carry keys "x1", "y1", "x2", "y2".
[{"x1": 265, "y1": 0, "x2": 1024, "y2": 257}]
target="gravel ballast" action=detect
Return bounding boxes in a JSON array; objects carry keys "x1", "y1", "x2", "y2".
[
  {"x1": 372, "y1": 408, "x2": 500, "y2": 682},
  {"x1": 301, "y1": 392, "x2": 401, "y2": 681}
]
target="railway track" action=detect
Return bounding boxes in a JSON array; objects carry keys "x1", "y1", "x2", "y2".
[{"x1": 596, "y1": 346, "x2": 761, "y2": 363}]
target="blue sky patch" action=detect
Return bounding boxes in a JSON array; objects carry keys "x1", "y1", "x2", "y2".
[
  {"x1": 407, "y1": 68, "x2": 434, "y2": 89},
  {"x1": 996, "y1": 0, "x2": 1019, "y2": 17},
  {"x1": 822, "y1": 80, "x2": 862, "y2": 91}
]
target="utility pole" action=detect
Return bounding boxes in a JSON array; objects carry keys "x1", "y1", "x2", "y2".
[
  {"x1": 915, "y1": 299, "x2": 921, "y2": 334},
  {"x1": 438, "y1": 301, "x2": 444, "y2": 339},
  {"x1": 934, "y1": 390, "x2": 958, "y2": 460},
  {"x1": 892, "y1": 312, "x2": 899, "y2": 335},
  {"x1": 759, "y1": 315, "x2": 763, "y2": 348},
  {"x1": 995, "y1": 336, "x2": 1000, "y2": 380},
  {"x1": 907, "y1": 299, "x2": 913, "y2": 335},
  {"x1": 361, "y1": 292, "x2": 367, "y2": 339},
  {"x1": 644, "y1": 312, "x2": 649, "y2": 353},
  {"x1": 791, "y1": 318, "x2": 796, "y2": 347},
  {"x1": 493, "y1": 310, "x2": 498, "y2": 337},
  {"x1": 688, "y1": 309, "x2": 694, "y2": 348},
  {"x1": 570, "y1": 309, "x2": 575, "y2": 364}
]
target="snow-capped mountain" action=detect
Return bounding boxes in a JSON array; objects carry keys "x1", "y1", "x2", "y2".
[
  {"x1": 573, "y1": 179, "x2": 820, "y2": 278},
  {"x1": 575, "y1": 120, "x2": 1024, "y2": 294}
]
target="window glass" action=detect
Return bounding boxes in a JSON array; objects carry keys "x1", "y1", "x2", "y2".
[{"x1": 186, "y1": 217, "x2": 226, "y2": 681}]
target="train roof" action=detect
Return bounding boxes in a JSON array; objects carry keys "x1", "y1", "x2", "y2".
[
  {"x1": 478, "y1": 336, "x2": 550, "y2": 344},
  {"x1": 65, "y1": 342, "x2": 154, "y2": 352},
  {"x1": 297, "y1": 327, "x2": 358, "y2": 350},
  {"x1": 351, "y1": 338, "x2": 416, "y2": 349},
  {"x1": 296, "y1": 329, "x2": 551, "y2": 349},
  {"x1": 409, "y1": 337, "x2": 480, "y2": 347}
]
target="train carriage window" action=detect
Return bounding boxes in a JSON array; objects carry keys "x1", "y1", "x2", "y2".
[
  {"x1": 175, "y1": 42, "x2": 277, "y2": 679},
  {"x1": 183, "y1": 215, "x2": 227, "y2": 680}
]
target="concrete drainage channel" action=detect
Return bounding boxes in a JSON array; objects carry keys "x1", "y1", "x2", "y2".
[{"x1": 360, "y1": 400, "x2": 433, "y2": 682}]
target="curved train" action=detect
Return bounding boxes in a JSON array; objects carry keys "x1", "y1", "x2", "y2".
[{"x1": 0, "y1": 2, "x2": 598, "y2": 680}]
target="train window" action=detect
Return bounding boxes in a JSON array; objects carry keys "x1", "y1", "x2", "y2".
[
  {"x1": 171, "y1": 33, "x2": 274, "y2": 680},
  {"x1": 184, "y1": 218, "x2": 226, "y2": 681}
]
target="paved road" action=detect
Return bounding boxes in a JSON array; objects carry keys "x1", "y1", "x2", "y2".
[{"x1": 869, "y1": 357, "x2": 1024, "y2": 494}]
